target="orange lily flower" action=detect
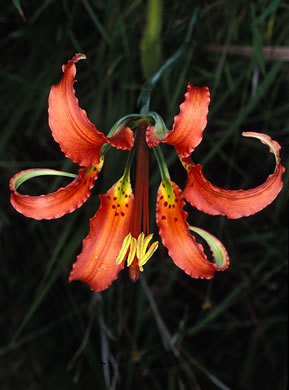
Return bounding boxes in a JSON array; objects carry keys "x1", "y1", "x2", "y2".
[{"x1": 9, "y1": 54, "x2": 285, "y2": 292}]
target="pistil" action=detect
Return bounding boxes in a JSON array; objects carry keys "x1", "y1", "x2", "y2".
[
  {"x1": 129, "y1": 120, "x2": 150, "y2": 282},
  {"x1": 115, "y1": 120, "x2": 158, "y2": 281}
]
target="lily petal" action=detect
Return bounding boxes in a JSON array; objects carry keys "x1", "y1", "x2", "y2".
[
  {"x1": 69, "y1": 175, "x2": 134, "y2": 292},
  {"x1": 156, "y1": 179, "x2": 225, "y2": 279},
  {"x1": 48, "y1": 54, "x2": 133, "y2": 167},
  {"x1": 146, "y1": 124, "x2": 162, "y2": 148},
  {"x1": 165, "y1": 83, "x2": 210, "y2": 157},
  {"x1": 182, "y1": 132, "x2": 285, "y2": 219},
  {"x1": 10, "y1": 161, "x2": 103, "y2": 220},
  {"x1": 108, "y1": 126, "x2": 134, "y2": 150},
  {"x1": 145, "y1": 112, "x2": 167, "y2": 148}
]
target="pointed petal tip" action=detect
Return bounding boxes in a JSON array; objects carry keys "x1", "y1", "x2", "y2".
[
  {"x1": 72, "y1": 53, "x2": 87, "y2": 62},
  {"x1": 63, "y1": 53, "x2": 86, "y2": 69},
  {"x1": 242, "y1": 131, "x2": 282, "y2": 165},
  {"x1": 50, "y1": 53, "x2": 132, "y2": 166},
  {"x1": 189, "y1": 226, "x2": 230, "y2": 271},
  {"x1": 49, "y1": 54, "x2": 109, "y2": 167}
]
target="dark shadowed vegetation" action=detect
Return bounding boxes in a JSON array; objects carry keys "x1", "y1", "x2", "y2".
[{"x1": 1, "y1": 1, "x2": 288, "y2": 389}]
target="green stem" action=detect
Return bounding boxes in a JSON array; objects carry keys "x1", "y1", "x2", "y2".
[
  {"x1": 153, "y1": 145, "x2": 170, "y2": 180},
  {"x1": 100, "y1": 143, "x2": 111, "y2": 156},
  {"x1": 123, "y1": 148, "x2": 135, "y2": 180},
  {"x1": 102, "y1": 114, "x2": 154, "y2": 156},
  {"x1": 106, "y1": 114, "x2": 143, "y2": 138}
]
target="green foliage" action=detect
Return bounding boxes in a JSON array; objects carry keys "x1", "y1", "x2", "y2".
[
  {"x1": 1, "y1": 1, "x2": 288, "y2": 389},
  {"x1": 140, "y1": 0, "x2": 163, "y2": 80},
  {"x1": 12, "y1": 0, "x2": 25, "y2": 20}
]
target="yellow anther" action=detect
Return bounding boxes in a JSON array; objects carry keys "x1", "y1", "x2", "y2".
[
  {"x1": 139, "y1": 241, "x2": 159, "y2": 267},
  {"x1": 116, "y1": 232, "x2": 158, "y2": 271},
  {"x1": 127, "y1": 237, "x2": 137, "y2": 267},
  {"x1": 136, "y1": 232, "x2": 145, "y2": 260},
  {"x1": 116, "y1": 233, "x2": 132, "y2": 265},
  {"x1": 142, "y1": 234, "x2": 154, "y2": 257}
]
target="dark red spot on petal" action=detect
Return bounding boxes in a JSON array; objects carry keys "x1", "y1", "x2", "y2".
[
  {"x1": 112, "y1": 205, "x2": 116, "y2": 209},
  {"x1": 164, "y1": 201, "x2": 168, "y2": 207},
  {"x1": 174, "y1": 217, "x2": 178, "y2": 222},
  {"x1": 121, "y1": 212, "x2": 125, "y2": 217},
  {"x1": 115, "y1": 212, "x2": 119, "y2": 216},
  {"x1": 161, "y1": 216, "x2": 166, "y2": 220}
]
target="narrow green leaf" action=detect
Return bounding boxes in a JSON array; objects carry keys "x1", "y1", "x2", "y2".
[
  {"x1": 82, "y1": 0, "x2": 112, "y2": 46},
  {"x1": 12, "y1": 0, "x2": 26, "y2": 20},
  {"x1": 11, "y1": 213, "x2": 82, "y2": 340},
  {"x1": 251, "y1": 5, "x2": 265, "y2": 73},
  {"x1": 187, "y1": 287, "x2": 242, "y2": 336},
  {"x1": 253, "y1": 0, "x2": 281, "y2": 25},
  {"x1": 140, "y1": 0, "x2": 163, "y2": 79}
]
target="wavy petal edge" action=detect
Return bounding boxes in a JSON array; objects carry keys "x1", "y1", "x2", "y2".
[
  {"x1": 48, "y1": 54, "x2": 134, "y2": 167},
  {"x1": 69, "y1": 174, "x2": 134, "y2": 292},
  {"x1": 164, "y1": 83, "x2": 210, "y2": 157},
  {"x1": 10, "y1": 162, "x2": 103, "y2": 220}
]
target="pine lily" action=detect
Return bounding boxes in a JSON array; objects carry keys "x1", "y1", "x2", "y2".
[{"x1": 9, "y1": 54, "x2": 285, "y2": 292}]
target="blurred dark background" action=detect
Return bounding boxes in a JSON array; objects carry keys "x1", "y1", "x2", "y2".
[{"x1": 0, "y1": 1, "x2": 288, "y2": 389}]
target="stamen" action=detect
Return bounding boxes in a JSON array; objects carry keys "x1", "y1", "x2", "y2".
[
  {"x1": 136, "y1": 232, "x2": 145, "y2": 260},
  {"x1": 116, "y1": 233, "x2": 132, "y2": 264},
  {"x1": 127, "y1": 237, "x2": 137, "y2": 267},
  {"x1": 116, "y1": 118, "x2": 158, "y2": 281},
  {"x1": 141, "y1": 234, "x2": 154, "y2": 258},
  {"x1": 139, "y1": 241, "x2": 159, "y2": 268},
  {"x1": 116, "y1": 232, "x2": 158, "y2": 272}
]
